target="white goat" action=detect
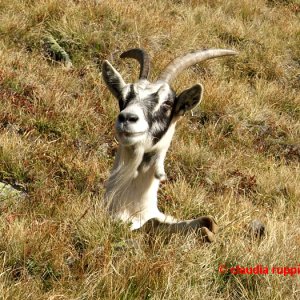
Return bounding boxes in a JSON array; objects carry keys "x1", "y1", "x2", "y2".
[{"x1": 102, "y1": 48, "x2": 237, "y2": 241}]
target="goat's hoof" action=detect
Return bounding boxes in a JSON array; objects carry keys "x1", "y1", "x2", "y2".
[
  {"x1": 195, "y1": 216, "x2": 218, "y2": 243},
  {"x1": 200, "y1": 227, "x2": 216, "y2": 243},
  {"x1": 196, "y1": 216, "x2": 218, "y2": 233},
  {"x1": 155, "y1": 172, "x2": 167, "y2": 182}
]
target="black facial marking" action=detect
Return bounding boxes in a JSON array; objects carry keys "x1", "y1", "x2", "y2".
[
  {"x1": 125, "y1": 84, "x2": 136, "y2": 103},
  {"x1": 118, "y1": 84, "x2": 136, "y2": 110},
  {"x1": 150, "y1": 91, "x2": 176, "y2": 144},
  {"x1": 143, "y1": 96, "x2": 159, "y2": 124}
]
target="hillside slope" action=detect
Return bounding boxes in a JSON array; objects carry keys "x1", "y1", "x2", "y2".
[{"x1": 0, "y1": 0, "x2": 299, "y2": 299}]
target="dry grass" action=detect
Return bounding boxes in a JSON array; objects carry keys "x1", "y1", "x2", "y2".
[{"x1": 0, "y1": 0, "x2": 299, "y2": 299}]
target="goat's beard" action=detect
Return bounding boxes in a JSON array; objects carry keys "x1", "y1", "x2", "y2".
[{"x1": 104, "y1": 143, "x2": 145, "y2": 212}]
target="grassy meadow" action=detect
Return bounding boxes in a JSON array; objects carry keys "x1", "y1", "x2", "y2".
[{"x1": 0, "y1": 0, "x2": 299, "y2": 299}]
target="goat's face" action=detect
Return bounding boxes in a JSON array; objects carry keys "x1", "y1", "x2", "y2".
[
  {"x1": 102, "y1": 61, "x2": 202, "y2": 148},
  {"x1": 114, "y1": 80, "x2": 177, "y2": 147},
  {"x1": 102, "y1": 49, "x2": 237, "y2": 147}
]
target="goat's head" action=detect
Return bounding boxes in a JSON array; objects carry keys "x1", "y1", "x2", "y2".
[{"x1": 102, "y1": 48, "x2": 237, "y2": 148}]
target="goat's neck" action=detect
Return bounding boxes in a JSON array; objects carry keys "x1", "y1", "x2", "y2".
[
  {"x1": 105, "y1": 122, "x2": 177, "y2": 229},
  {"x1": 105, "y1": 143, "x2": 162, "y2": 229}
]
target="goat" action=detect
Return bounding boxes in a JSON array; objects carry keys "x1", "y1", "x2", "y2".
[{"x1": 102, "y1": 48, "x2": 237, "y2": 241}]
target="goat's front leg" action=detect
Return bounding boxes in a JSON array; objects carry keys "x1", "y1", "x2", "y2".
[
  {"x1": 154, "y1": 156, "x2": 167, "y2": 182},
  {"x1": 154, "y1": 151, "x2": 168, "y2": 182},
  {"x1": 142, "y1": 216, "x2": 218, "y2": 242}
]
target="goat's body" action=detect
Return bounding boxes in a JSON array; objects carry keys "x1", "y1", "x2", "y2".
[{"x1": 102, "y1": 48, "x2": 236, "y2": 240}]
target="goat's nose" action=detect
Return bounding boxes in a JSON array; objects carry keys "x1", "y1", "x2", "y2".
[{"x1": 118, "y1": 112, "x2": 139, "y2": 123}]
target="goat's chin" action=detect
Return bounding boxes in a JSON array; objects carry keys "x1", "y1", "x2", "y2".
[{"x1": 117, "y1": 131, "x2": 147, "y2": 146}]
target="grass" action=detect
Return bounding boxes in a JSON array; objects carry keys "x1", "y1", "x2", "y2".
[{"x1": 0, "y1": 0, "x2": 299, "y2": 299}]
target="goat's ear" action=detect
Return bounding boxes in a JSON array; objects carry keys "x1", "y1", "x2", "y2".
[
  {"x1": 174, "y1": 84, "x2": 203, "y2": 116},
  {"x1": 102, "y1": 60, "x2": 126, "y2": 99}
]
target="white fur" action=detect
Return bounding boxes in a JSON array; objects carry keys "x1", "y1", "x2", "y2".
[{"x1": 104, "y1": 120, "x2": 178, "y2": 230}]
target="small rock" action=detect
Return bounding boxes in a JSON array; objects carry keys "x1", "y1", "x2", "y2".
[
  {"x1": 42, "y1": 35, "x2": 73, "y2": 70},
  {"x1": 0, "y1": 182, "x2": 26, "y2": 200},
  {"x1": 249, "y1": 219, "x2": 265, "y2": 239}
]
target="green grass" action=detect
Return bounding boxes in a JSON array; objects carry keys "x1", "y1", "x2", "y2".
[{"x1": 0, "y1": 0, "x2": 299, "y2": 299}]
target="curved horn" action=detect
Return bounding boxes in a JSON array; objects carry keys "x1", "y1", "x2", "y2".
[
  {"x1": 120, "y1": 48, "x2": 150, "y2": 80},
  {"x1": 158, "y1": 49, "x2": 238, "y2": 83}
]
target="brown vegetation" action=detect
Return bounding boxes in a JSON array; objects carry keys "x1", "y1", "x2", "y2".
[{"x1": 0, "y1": 0, "x2": 299, "y2": 299}]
